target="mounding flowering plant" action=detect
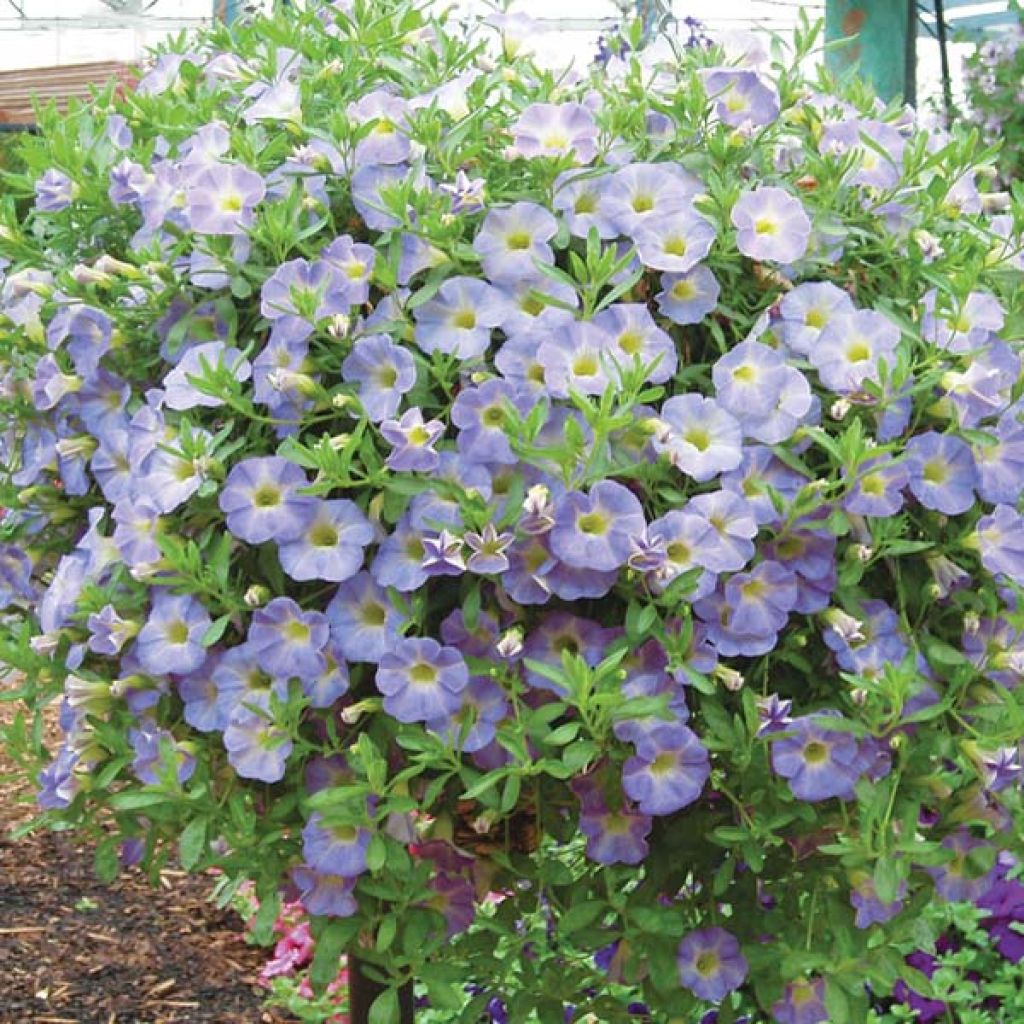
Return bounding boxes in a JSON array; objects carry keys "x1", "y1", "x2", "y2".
[
  {"x1": 3, "y1": 1, "x2": 1024, "y2": 1021},
  {"x1": 963, "y1": 4, "x2": 1024, "y2": 186}
]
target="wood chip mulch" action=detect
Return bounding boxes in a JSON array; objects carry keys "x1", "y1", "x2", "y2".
[{"x1": 1, "y1": 700, "x2": 298, "y2": 1024}]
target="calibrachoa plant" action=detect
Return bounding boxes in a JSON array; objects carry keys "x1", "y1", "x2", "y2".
[
  {"x1": 2, "y1": 1, "x2": 1024, "y2": 1021},
  {"x1": 963, "y1": 4, "x2": 1024, "y2": 185}
]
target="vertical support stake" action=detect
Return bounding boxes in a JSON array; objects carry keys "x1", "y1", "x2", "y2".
[
  {"x1": 349, "y1": 956, "x2": 415, "y2": 1024},
  {"x1": 825, "y1": 0, "x2": 916, "y2": 104}
]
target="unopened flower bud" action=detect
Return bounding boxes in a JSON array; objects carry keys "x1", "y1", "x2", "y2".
[
  {"x1": 824, "y1": 607, "x2": 865, "y2": 644},
  {"x1": 981, "y1": 191, "x2": 1011, "y2": 213},
  {"x1": 30, "y1": 631, "x2": 61, "y2": 657},
  {"x1": 244, "y1": 584, "x2": 270, "y2": 608},
  {"x1": 963, "y1": 610, "x2": 981, "y2": 636},
  {"x1": 71, "y1": 264, "x2": 112, "y2": 287},
  {"x1": 496, "y1": 627, "x2": 523, "y2": 659},
  {"x1": 55, "y1": 435, "x2": 98, "y2": 461},
  {"x1": 341, "y1": 699, "x2": 377, "y2": 725},
  {"x1": 850, "y1": 687, "x2": 869, "y2": 706},
  {"x1": 325, "y1": 314, "x2": 351, "y2": 339},
  {"x1": 830, "y1": 398, "x2": 851, "y2": 421},
  {"x1": 854, "y1": 544, "x2": 873, "y2": 563},
  {"x1": 714, "y1": 665, "x2": 745, "y2": 692},
  {"x1": 129, "y1": 561, "x2": 162, "y2": 581}
]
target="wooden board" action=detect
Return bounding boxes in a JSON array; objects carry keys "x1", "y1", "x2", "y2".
[{"x1": 0, "y1": 61, "x2": 136, "y2": 127}]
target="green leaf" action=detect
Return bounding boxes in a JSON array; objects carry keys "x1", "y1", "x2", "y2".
[
  {"x1": 178, "y1": 816, "x2": 207, "y2": 871},
  {"x1": 94, "y1": 836, "x2": 119, "y2": 883},
  {"x1": 376, "y1": 913, "x2": 398, "y2": 953},
  {"x1": 309, "y1": 917, "x2": 354, "y2": 994},
  {"x1": 201, "y1": 614, "x2": 232, "y2": 648},
  {"x1": 558, "y1": 900, "x2": 605, "y2": 936},
  {"x1": 366, "y1": 834, "x2": 387, "y2": 872},
  {"x1": 824, "y1": 979, "x2": 850, "y2": 1024},
  {"x1": 369, "y1": 987, "x2": 399, "y2": 1024}
]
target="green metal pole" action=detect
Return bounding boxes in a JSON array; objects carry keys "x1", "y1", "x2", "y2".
[{"x1": 825, "y1": 0, "x2": 917, "y2": 104}]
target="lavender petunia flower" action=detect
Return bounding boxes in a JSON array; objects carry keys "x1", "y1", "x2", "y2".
[
  {"x1": 604, "y1": 162, "x2": 702, "y2": 235},
  {"x1": 712, "y1": 340, "x2": 788, "y2": 421},
  {"x1": 414, "y1": 276, "x2": 504, "y2": 359},
  {"x1": 779, "y1": 281, "x2": 856, "y2": 356},
  {"x1": 302, "y1": 812, "x2": 372, "y2": 878},
  {"x1": 595, "y1": 303, "x2": 677, "y2": 384},
  {"x1": 135, "y1": 591, "x2": 211, "y2": 676},
  {"x1": 162, "y1": 341, "x2": 252, "y2": 411},
  {"x1": 906, "y1": 431, "x2": 977, "y2": 515},
  {"x1": 771, "y1": 713, "x2": 863, "y2": 802},
  {"x1": 843, "y1": 455, "x2": 908, "y2": 517},
  {"x1": 464, "y1": 524, "x2": 515, "y2": 575},
  {"x1": 222, "y1": 692, "x2": 290, "y2": 778},
  {"x1": 292, "y1": 867, "x2": 358, "y2": 918},
  {"x1": 278, "y1": 499, "x2": 373, "y2": 583},
  {"x1": 376, "y1": 637, "x2": 469, "y2": 724},
  {"x1": 810, "y1": 310, "x2": 900, "y2": 394},
  {"x1": 261, "y1": 258, "x2": 349, "y2": 324},
  {"x1": 621, "y1": 724, "x2": 710, "y2": 816},
  {"x1": 219, "y1": 456, "x2": 317, "y2": 544},
  {"x1": 634, "y1": 210, "x2": 716, "y2": 273},
  {"x1": 975, "y1": 504, "x2": 1024, "y2": 585},
  {"x1": 550, "y1": 481, "x2": 645, "y2": 571},
  {"x1": 702, "y1": 67, "x2": 779, "y2": 127},
  {"x1": 653, "y1": 395, "x2": 743, "y2": 481},
  {"x1": 247, "y1": 597, "x2": 329, "y2": 679},
  {"x1": 511, "y1": 102, "x2": 599, "y2": 164},
  {"x1": 537, "y1": 321, "x2": 613, "y2": 398},
  {"x1": 578, "y1": 800, "x2": 652, "y2": 866},
  {"x1": 926, "y1": 830, "x2": 996, "y2": 902},
  {"x1": 473, "y1": 202, "x2": 558, "y2": 283},
  {"x1": 724, "y1": 560, "x2": 798, "y2": 635},
  {"x1": 677, "y1": 926, "x2": 749, "y2": 1001},
  {"x1": 687, "y1": 490, "x2": 758, "y2": 572},
  {"x1": 341, "y1": 334, "x2": 416, "y2": 422},
  {"x1": 35, "y1": 169, "x2": 75, "y2": 212},
  {"x1": 380, "y1": 407, "x2": 444, "y2": 472},
  {"x1": 731, "y1": 186, "x2": 810, "y2": 263},
  {"x1": 187, "y1": 164, "x2": 266, "y2": 235},
  {"x1": 656, "y1": 266, "x2": 720, "y2": 325},
  {"x1": 850, "y1": 873, "x2": 906, "y2": 929},
  {"x1": 771, "y1": 977, "x2": 828, "y2": 1024},
  {"x1": 553, "y1": 170, "x2": 617, "y2": 239}
]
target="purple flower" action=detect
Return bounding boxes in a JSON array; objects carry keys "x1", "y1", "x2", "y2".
[
  {"x1": 162, "y1": 341, "x2": 252, "y2": 411},
  {"x1": 843, "y1": 455, "x2": 908, "y2": 517},
  {"x1": 187, "y1": 164, "x2": 266, "y2": 235},
  {"x1": 465, "y1": 524, "x2": 515, "y2": 575},
  {"x1": 348, "y1": 89, "x2": 411, "y2": 167},
  {"x1": 621, "y1": 724, "x2": 710, "y2": 816},
  {"x1": 906, "y1": 431, "x2": 977, "y2": 515},
  {"x1": 87, "y1": 604, "x2": 136, "y2": 656},
  {"x1": 302, "y1": 812, "x2": 372, "y2": 878},
  {"x1": 771, "y1": 977, "x2": 828, "y2": 1024},
  {"x1": 975, "y1": 411, "x2": 1024, "y2": 504},
  {"x1": 414, "y1": 276, "x2": 504, "y2": 359},
  {"x1": 975, "y1": 504, "x2": 1024, "y2": 585},
  {"x1": 439, "y1": 169, "x2": 486, "y2": 215},
  {"x1": 223, "y1": 691, "x2": 292, "y2": 783},
  {"x1": 550, "y1": 481, "x2": 645, "y2": 571},
  {"x1": 427, "y1": 676, "x2": 510, "y2": 753},
  {"x1": 653, "y1": 395, "x2": 743, "y2": 481},
  {"x1": 850, "y1": 873, "x2": 906, "y2": 928},
  {"x1": 219, "y1": 456, "x2": 316, "y2": 544},
  {"x1": 278, "y1": 499, "x2": 373, "y2": 583},
  {"x1": 677, "y1": 927, "x2": 749, "y2": 1001},
  {"x1": 921, "y1": 288, "x2": 1004, "y2": 353},
  {"x1": 247, "y1": 598, "x2": 329, "y2": 679},
  {"x1": 634, "y1": 210, "x2": 716, "y2": 273},
  {"x1": 595, "y1": 304, "x2": 677, "y2": 384},
  {"x1": 646, "y1": 510, "x2": 713, "y2": 586},
  {"x1": 725, "y1": 560, "x2": 798, "y2": 634},
  {"x1": 779, "y1": 281, "x2": 855, "y2": 356},
  {"x1": 731, "y1": 187, "x2": 810, "y2": 263},
  {"x1": 421, "y1": 528, "x2": 466, "y2": 577},
  {"x1": 380, "y1": 407, "x2": 445, "y2": 472},
  {"x1": 980, "y1": 746, "x2": 1022, "y2": 792},
  {"x1": 553, "y1": 171, "x2": 616, "y2": 239},
  {"x1": 321, "y1": 234, "x2": 376, "y2": 306},
  {"x1": 756, "y1": 694, "x2": 793, "y2": 736},
  {"x1": 341, "y1": 334, "x2": 416, "y2": 422},
  {"x1": 809, "y1": 310, "x2": 900, "y2": 394},
  {"x1": 135, "y1": 591, "x2": 211, "y2": 676},
  {"x1": 261, "y1": 258, "x2": 348, "y2": 323},
  {"x1": 452, "y1": 379, "x2": 528, "y2": 464},
  {"x1": 292, "y1": 867, "x2": 358, "y2": 918},
  {"x1": 376, "y1": 637, "x2": 469, "y2": 723},
  {"x1": 713, "y1": 340, "x2": 789, "y2": 421},
  {"x1": 0, "y1": 545, "x2": 35, "y2": 609},
  {"x1": 604, "y1": 162, "x2": 701, "y2": 235},
  {"x1": 926, "y1": 830, "x2": 995, "y2": 902},
  {"x1": 702, "y1": 67, "x2": 779, "y2": 127},
  {"x1": 687, "y1": 490, "x2": 758, "y2": 572},
  {"x1": 656, "y1": 266, "x2": 720, "y2": 325},
  {"x1": 372, "y1": 519, "x2": 429, "y2": 592},
  {"x1": 511, "y1": 102, "x2": 599, "y2": 164},
  {"x1": 537, "y1": 322, "x2": 613, "y2": 398},
  {"x1": 35, "y1": 169, "x2": 74, "y2": 212},
  {"x1": 473, "y1": 202, "x2": 557, "y2": 283},
  {"x1": 578, "y1": 800, "x2": 652, "y2": 865},
  {"x1": 326, "y1": 571, "x2": 403, "y2": 663},
  {"x1": 771, "y1": 714, "x2": 863, "y2": 802},
  {"x1": 129, "y1": 719, "x2": 195, "y2": 786}
]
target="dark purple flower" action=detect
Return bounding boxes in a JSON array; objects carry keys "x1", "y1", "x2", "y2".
[
  {"x1": 677, "y1": 927, "x2": 748, "y2": 1001},
  {"x1": 376, "y1": 637, "x2": 469, "y2": 723}
]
